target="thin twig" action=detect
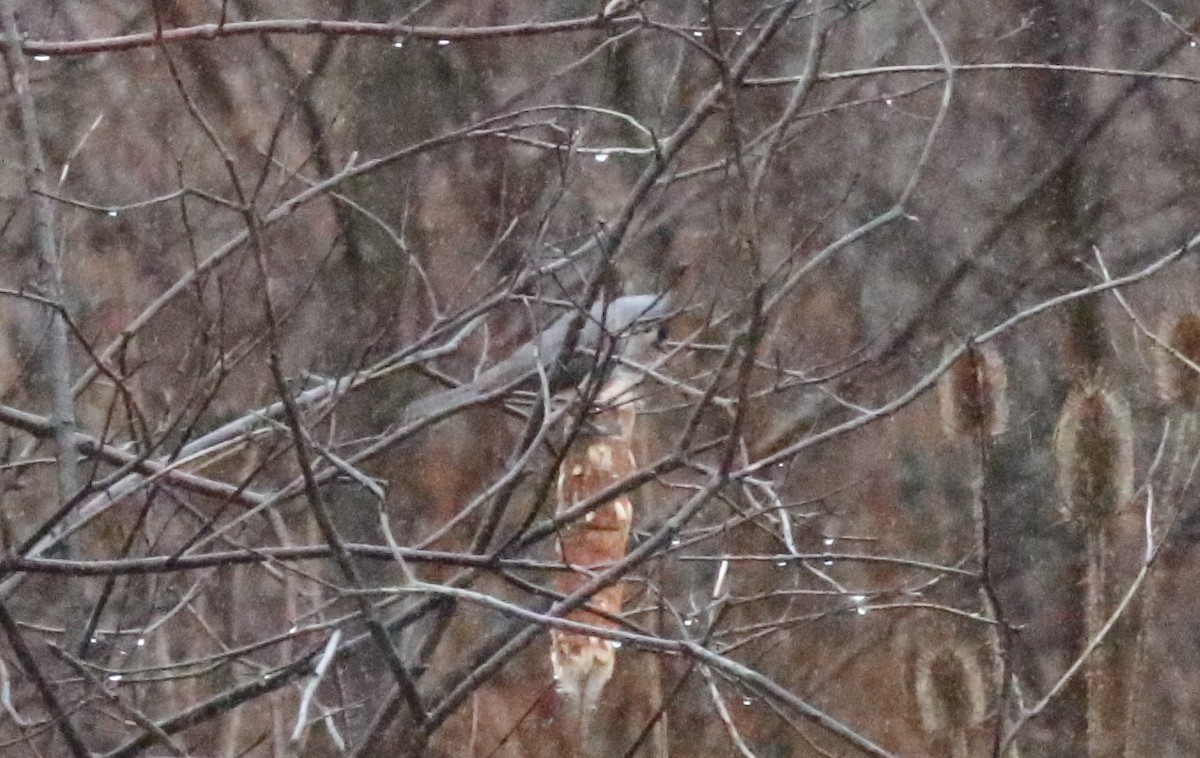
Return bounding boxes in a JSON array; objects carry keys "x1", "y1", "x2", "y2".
[{"x1": 0, "y1": 603, "x2": 89, "y2": 758}]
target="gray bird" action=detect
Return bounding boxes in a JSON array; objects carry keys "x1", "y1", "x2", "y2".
[{"x1": 404, "y1": 294, "x2": 671, "y2": 422}]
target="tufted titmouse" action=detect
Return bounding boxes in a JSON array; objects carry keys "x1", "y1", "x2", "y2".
[{"x1": 404, "y1": 294, "x2": 671, "y2": 422}]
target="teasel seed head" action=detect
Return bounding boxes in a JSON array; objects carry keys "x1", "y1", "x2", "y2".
[
  {"x1": 937, "y1": 343, "x2": 1009, "y2": 439},
  {"x1": 913, "y1": 641, "x2": 987, "y2": 735},
  {"x1": 1154, "y1": 311, "x2": 1200, "y2": 407},
  {"x1": 1054, "y1": 384, "x2": 1134, "y2": 528}
]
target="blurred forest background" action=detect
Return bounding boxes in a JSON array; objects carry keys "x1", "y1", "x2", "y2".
[{"x1": 1, "y1": 0, "x2": 1199, "y2": 756}]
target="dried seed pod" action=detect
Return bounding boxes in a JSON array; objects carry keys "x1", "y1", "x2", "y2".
[
  {"x1": 913, "y1": 641, "x2": 987, "y2": 735},
  {"x1": 551, "y1": 416, "x2": 636, "y2": 729},
  {"x1": 1154, "y1": 312, "x2": 1200, "y2": 407},
  {"x1": 549, "y1": 631, "x2": 616, "y2": 723},
  {"x1": 937, "y1": 344, "x2": 1009, "y2": 439},
  {"x1": 1054, "y1": 385, "x2": 1134, "y2": 527}
]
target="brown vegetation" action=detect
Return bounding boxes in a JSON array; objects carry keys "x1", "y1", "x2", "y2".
[{"x1": 0, "y1": 1, "x2": 1199, "y2": 756}]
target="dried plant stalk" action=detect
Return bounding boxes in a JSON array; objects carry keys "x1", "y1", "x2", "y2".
[
  {"x1": 1083, "y1": 527, "x2": 1121, "y2": 758},
  {"x1": 552, "y1": 404, "x2": 636, "y2": 740},
  {"x1": 1154, "y1": 311, "x2": 1200, "y2": 407},
  {"x1": 937, "y1": 343, "x2": 1009, "y2": 439},
  {"x1": 936, "y1": 342, "x2": 1009, "y2": 742},
  {"x1": 1054, "y1": 383, "x2": 1134, "y2": 758}
]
